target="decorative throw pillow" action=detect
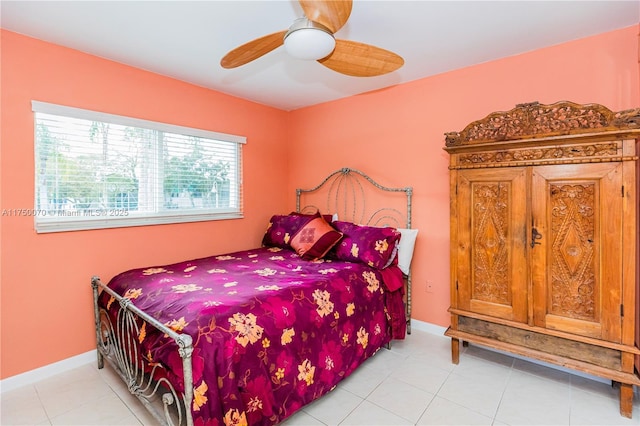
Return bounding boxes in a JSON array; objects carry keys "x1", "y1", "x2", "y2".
[
  {"x1": 289, "y1": 211, "x2": 334, "y2": 223},
  {"x1": 262, "y1": 214, "x2": 309, "y2": 249},
  {"x1": 289, "y1": 212, "x2": 343, "y2": 260},
  {"x1": 262, "y1": 212, "x2": 335, "y2": 249},
  {"x1": 331, "y1": 221, "x2": 401, "y2": 270}
]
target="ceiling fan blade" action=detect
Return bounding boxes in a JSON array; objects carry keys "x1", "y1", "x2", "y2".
[
  {"x1": 220, "y1": 30, "x2": 287, "y2": 69},
  {"x1": 299, "y1": 0, "x2": 352, "y2": 34},
  {"x1": 318, "y1": 39, "x2": 404, "y2": 77}
]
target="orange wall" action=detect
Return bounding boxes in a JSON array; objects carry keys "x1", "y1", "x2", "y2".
[
  {"x1": 1, "y1": 25, "x2": 638, "y2": 380},
  {"x1": 0, "y1": 30, "x2": 290, "y2": 379},
  {"x1": 288, "y1": 25, "x2": 640, "y2": 328}
]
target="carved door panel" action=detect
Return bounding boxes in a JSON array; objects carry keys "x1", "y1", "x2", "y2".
[
  {"x1": 531, "y1": 163, "x2": 623, "y2": 341},
  {"x1": 456, "y1": 167, "x2": 528, "y2": 323}
]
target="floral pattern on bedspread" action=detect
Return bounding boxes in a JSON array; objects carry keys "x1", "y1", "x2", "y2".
[{"x1": 100, "y1": 247, "x2": 405, "y2": 425}]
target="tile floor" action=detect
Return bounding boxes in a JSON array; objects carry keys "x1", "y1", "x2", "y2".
[{"x1": 2, "y1": 329, "x2": 639, "y2": 425}]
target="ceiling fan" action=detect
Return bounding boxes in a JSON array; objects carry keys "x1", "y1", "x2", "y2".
[{"x1": 220, "y1": 0, "x2": 404, "y2": 77}]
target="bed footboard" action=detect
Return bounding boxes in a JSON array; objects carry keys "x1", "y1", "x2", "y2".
[{"x1": 91, "y1": 276, "x2": 194, "y2": 426}]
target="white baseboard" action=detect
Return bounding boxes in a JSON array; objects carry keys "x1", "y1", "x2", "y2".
[
  {"x1": 409, "y1": 318, "x2": 448, "y2": 336},
  {"x1": 1, "y1": 350, "x2": 97, "y2": 393},
  {"x1": 0, "y1": 319, "x2": 620, "y2": 394},
  {"x1": 410, "y1": 319, "x2": 613, "y2": 386},
  {"x1": 0, "y1": 320, "x2": 446, "y2": 394},
  {"x1": 0, "y1": 322, "x2": 446, "y2": 394}
]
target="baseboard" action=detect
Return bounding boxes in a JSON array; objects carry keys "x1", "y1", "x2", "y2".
[
  {"x1": 424, "y1": 320, "x2": 613, "y2": 387},
  {"x1": 409, "y1": 318, "x2": 448, "y2": 336},
  {"x1": 0, "y1": 320, "x2": 446, "y2": 394},
  {"x1": 1, "y1": 319, "x2": 618, "y2": 394},
  {"x1": 1, "y1": 350, "x2": 97, "y2": 393}
]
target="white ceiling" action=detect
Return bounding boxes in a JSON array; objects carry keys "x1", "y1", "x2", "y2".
[{"x1": 2, "y1": 1, "x2": 638, "y2": 111}]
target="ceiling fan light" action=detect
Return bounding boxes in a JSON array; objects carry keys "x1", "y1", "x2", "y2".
[{"x1": 284, "y1": 18, "x2": 335, "y2": 60}]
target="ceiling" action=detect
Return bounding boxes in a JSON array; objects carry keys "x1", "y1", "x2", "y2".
[{"x1": 1, "y1": 1, "x2": 638, "y2": 111}]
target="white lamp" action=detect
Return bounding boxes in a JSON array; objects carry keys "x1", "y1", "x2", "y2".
[{"x1": 284, "y1": 18, "x2": 336, "y2": 60}]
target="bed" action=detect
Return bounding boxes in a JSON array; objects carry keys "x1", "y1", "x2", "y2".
[{"x1": 91, "y1": 167, "x2": 414, "y2": 426}]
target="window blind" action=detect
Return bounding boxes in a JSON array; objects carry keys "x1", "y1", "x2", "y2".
[{"x1": 32, "y1": 101, "x2": 245, "y2": 233}]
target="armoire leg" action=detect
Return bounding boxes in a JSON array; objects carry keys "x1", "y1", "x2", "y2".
[
  {"x1": 619, "y1": 382, "x2": 633, "y2": 418},
  {"x1": 451, "y1": 338, "x2": 460, "y2": 364}
]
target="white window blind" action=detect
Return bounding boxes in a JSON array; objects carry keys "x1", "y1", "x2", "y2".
[{"x1": 32, "y1": 101, "x2": 245, "y2": 233}]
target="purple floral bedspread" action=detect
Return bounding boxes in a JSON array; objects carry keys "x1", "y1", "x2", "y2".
[{"x1": 100, "y1": 246, "x2": 406, "y2": 425}]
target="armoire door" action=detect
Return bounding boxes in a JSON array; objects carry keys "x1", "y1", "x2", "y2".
[
  {"x1": 530, "y1": 162, "x2": 624, "y2": 342},
  {"x1": 455, "y1": 167, "x2": 528, "y2": 323}
]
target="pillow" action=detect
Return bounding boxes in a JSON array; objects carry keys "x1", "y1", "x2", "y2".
[
  {"x1": 289, "y1": 211, "x2": 334, "y2": 223},
  {"x1": 397, "y1": 228, "x2": 418, "y2": 275},
  {"x1": 290, "y1": 212, "x2": 343, "y2": 260},
  {"x1": 331, "y1": 221, "x2": 401, "y2": 270},
  {"x1": 262, "y1": 214, "x2": 310, "y2": 249},
  {"x1": 263, "y1": 212, "x2": 335, "y2": 249}
]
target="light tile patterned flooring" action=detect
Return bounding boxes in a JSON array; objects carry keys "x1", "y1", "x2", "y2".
[{"x1": 2, "y1": 329, "x2": 639, "y2": 425}]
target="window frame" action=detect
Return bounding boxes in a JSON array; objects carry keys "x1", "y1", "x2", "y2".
[{"x1": 32, "y1": 101, "x2": 246, "y2": 233}]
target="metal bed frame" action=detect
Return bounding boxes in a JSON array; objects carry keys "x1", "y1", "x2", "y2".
[
  {"x1": 91, "y1": 167, "x2": 413, "y2": 426},
  {"x1": 296, "y1": 167, "x2": 413, "y2": 332}
]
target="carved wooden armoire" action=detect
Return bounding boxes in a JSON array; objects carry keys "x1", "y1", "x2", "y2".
[{"x1": 444, "y1": 101, "x2": 640, "y2": 417}]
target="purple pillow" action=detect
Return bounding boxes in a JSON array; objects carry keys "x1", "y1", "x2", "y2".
[
  {"x1": 289, "y1": 211, "x2": 334, "y2": 223},
  {"x1": 262, "y1": 212, "x2": 334, "y2": 249},
  {"x1": 330, "y1": 221, "x2": 401, "y2": 269}
]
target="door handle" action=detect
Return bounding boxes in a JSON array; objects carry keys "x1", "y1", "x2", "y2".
[{"x1": 531, "y1": 227, "x2": 542, "y2": 248}]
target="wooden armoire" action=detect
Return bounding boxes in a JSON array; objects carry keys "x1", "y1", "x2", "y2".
[{"x1": 444, "y1": 101, "x2": 640, "y2": 417}]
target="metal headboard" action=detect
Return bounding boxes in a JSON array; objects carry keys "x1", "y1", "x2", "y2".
[
  {"x1": 296, "y1": 167, "x2": 412, "y2": 228},
  {"x1": 296, "y1": 167, "x2": 413, "y2": 333}
]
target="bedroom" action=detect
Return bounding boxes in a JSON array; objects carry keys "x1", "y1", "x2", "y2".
[{"x1": 1, "y1": 0, "x2": 639, "y2": 425}]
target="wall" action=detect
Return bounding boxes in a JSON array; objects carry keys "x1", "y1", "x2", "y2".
[
  {"x1": 0, "y1": 30, "x2": 290, "y2": 379},
  {"x1": 2, "y1": 24, "x2": 638, "y2": 380},
  {"x1": 288, "y1": 25, "x2": 640, "y2": 328}
]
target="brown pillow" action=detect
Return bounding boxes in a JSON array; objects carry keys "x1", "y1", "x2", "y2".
[{"x1": 290, "y1": 212, "x2": 343, "y2": 260}]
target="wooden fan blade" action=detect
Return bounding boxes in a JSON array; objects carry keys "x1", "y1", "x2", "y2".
[
  {"x1": 318, "y1": 39, "x2": 404, "y2": 77},
  {"x1": 299, "y1": 0, "x2": 352, "y2": 34},
  {"x1": 220, "y1": 30, "x2": 287, "y2": 69}
]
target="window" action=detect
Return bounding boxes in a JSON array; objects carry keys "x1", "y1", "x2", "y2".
[{"x1": 32, "y1": 101, "x2": 245, "y2": 233}]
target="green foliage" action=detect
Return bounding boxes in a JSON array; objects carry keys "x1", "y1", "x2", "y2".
[
  {"x1": 163, "y1": 137, "x2": 230, "y2": 208},
  {"x1": 37, "y1": 122, "x2": 101, "y2": 209},
  {"x1": 36, "y1": 121, "x2": 230, "y2": 212}
]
